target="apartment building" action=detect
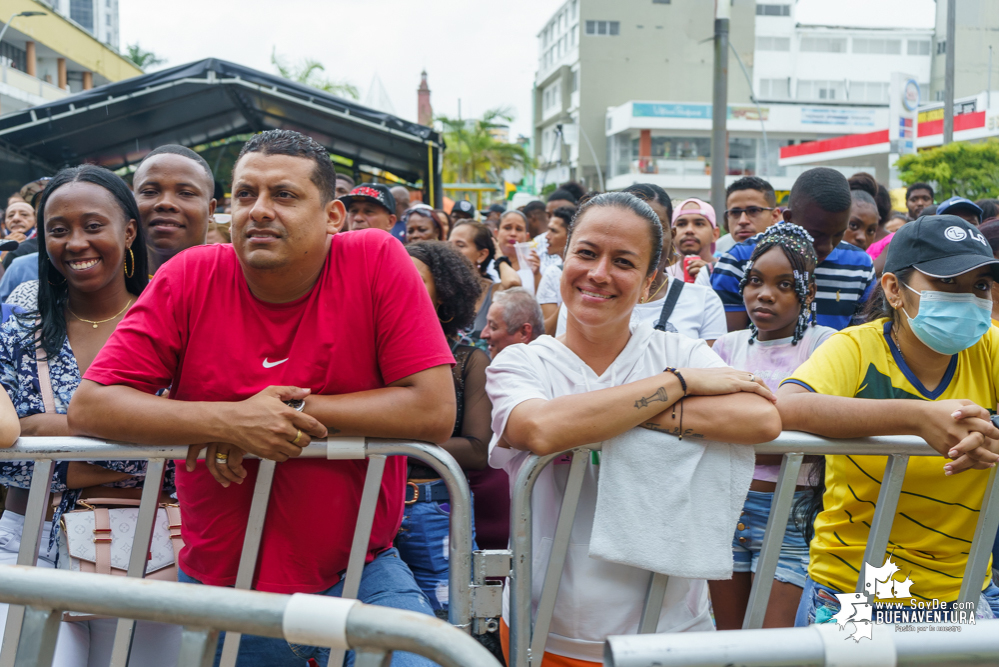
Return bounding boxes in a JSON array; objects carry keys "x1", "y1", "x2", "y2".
[
  {"x1": 0, "y1": 0, "x2": 139, "y2": 116},
  {"x1": 598, "y1": 0, "x2": 935, "y2": 199},
  {"x1": 533, "y1": 0, "x2": 757, "y2": 191}
]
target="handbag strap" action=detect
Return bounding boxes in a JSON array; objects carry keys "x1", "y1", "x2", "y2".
[
  {"x1": 654, "y1": 279, "x2": 685, "y2": 332},
  {"x1": 93, "y1": 508, "x2": 112, "y2": 575},
  {"x1": 33, "y1": 325, "x2": 56, "y2": 414},
  {"x1": 165, "y1": 504, "x2": 184, "y2": 563}
]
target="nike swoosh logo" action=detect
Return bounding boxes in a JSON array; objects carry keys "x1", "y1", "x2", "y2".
[{"x1": 262, "y1": 358, "x2": 288, "y2": 369}]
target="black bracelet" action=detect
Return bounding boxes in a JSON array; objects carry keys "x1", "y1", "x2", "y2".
[
  {"x1": 495, "y1": 256, "x2": 512, "y2": 269},
  {"x1": 664, "y1": 367, "x2": 687, "y2": 397}
]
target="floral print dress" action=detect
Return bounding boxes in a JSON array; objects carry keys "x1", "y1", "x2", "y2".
[{"x1": 0, "y1": 315, "x2": 174, "y2": 549}]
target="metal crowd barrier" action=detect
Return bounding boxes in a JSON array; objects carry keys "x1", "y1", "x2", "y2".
[
  {"x1": 506, "y1": 432, "x2": 999, "y2": 667},
  {"x1": 0, "y1": 436, "x2": 485, "y2": 667},
  {"x1": 0, "y1": 565, "x2": 502, "y2": 667},
  {"x1": 603, "y1": 620, "x2": 999, "y2": 667}
]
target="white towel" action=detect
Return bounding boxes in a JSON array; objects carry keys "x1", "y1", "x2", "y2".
[{"x1": 589, "y1": 427, "x2": 755, "y2": 580}]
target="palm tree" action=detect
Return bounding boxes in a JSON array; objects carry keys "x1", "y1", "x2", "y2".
[
  {"x1": 437, "y1": 107, "x2": 532, "y2": 183},
  {"x1": 124, "y1": 43, "x2": 166, "y2": 70},
  {"x1": 271, "y1": 49, "x2": 359, "y2": 100}
]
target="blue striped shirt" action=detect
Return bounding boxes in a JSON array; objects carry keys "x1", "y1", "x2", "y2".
[{"x1": 711, "y1": 235, "x2": 876, "y2": 331}]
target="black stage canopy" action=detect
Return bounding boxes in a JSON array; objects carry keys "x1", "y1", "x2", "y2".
[{"x1": 0, "y1": 58, "x2": 443, "y2": 203}]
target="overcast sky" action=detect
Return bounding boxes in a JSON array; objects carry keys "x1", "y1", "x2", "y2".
[
  {"x1": 120, "y1": 0, "x2": 565, "y2": 140},
  {"x1": 120, "y1": 0, "x2": 936, "y2": 142}
]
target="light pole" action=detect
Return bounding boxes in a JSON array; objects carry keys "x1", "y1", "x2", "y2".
[{"x1": 0, "y1": 11, "x2": 46, "y2": 50}]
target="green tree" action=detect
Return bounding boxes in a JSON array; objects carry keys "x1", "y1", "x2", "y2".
[
  {"x1": 271, "y1": 49, "x2": 359, "y2": 100},
  {"x1": 437, "y1": 107, "x2": 533, "y2": 183},
  {"x1": 124, "y1": 43, "x2": 166, "y2": 69},
  {"x1": 897, "y1": 139, "x2": 999, "y2": 200}
]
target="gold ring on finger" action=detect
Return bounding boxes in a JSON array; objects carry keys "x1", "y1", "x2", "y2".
[
  {"x1": 292, "y1": 429, "x2": 302, "y2": 445},
  {"x1": 215, "y1": 453, "x2": 229, "y2": 463}
]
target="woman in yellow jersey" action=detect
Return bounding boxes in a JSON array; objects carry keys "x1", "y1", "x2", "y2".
[{"x1": 777, "y1": 215, "x2": 999, "y2": 625}]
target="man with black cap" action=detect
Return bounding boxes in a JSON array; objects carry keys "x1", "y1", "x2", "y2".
[
  {"x1": 937, "y1": 196, "x2": 983, "y2": 227},
  {"x1": 450, "y1": 199, "x2": 475, "y2": 221},
  {"x1": 340, "y1": 183, "x2": 398, "y2": 234},
  {"x1": 777, "y1": 214, "x2": 999, "y2": 624}
]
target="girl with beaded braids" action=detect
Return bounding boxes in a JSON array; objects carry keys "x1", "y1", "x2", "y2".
[{"x1": 709, "y1": 222, "x2": 837, "y2": 630}]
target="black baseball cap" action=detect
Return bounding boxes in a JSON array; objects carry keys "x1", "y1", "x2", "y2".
[
  {"x1": 884, "y1": 215, "x2": 999, "y2": 279},
  {"x1": 451, "y1": 200, "x2": 475, "y2": 218},
  {"x1": 337, "y1": 184, "x2": 395, "y2": 215}
]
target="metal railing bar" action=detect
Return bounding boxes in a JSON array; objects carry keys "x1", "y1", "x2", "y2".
[
  {"x1": 109, "y1": 458, "x2": 167, "y2": 667},
  {"x1": 958, "y1": 464, "x2": 999, "y2": 606},
  {"x1": 12, "y1": 607, "x2": 60, "y2": 667},
  {"x1": 510, "y1": 450, "x2": 559, "y2": 667},
  {"x1": 219, "y1": 458, "x2": 277, "y2": 667},
  {"x1": 530, "y1": 449, "x2": 588, "y2": 664},
  {"x1": 0, "y1": 567, "x2": 503, "y2": 667},
  {"x1": 636, "y1": 573, "x2": 669, "y2": 634},
  {"x1": 856, "y1": 454, "x2": 908, "y2": 596},
  {"x1": 353, "y1": 648, "x2": 392, "y2": 667},
  {"x1": 328, "y1": 454, "x2": 386, "y2": 667},
  {"x1": 603, "y1": 621, "x2": 999, "y2": 667},
  {"x1": 743, "y1": 453, "x2": 804, "y2": 629},
  {"x1": 176, "y1": 627, "x2": 219, "y2": 667},
  {"x1": 0, "y1": 459, "x2": 54, "y2": 667},
  {"x1": 366, "y1": 440, "x2": 474, "y2": 632}
]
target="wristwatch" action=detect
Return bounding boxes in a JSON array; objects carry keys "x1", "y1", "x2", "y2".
[{"x1": 284, "y1": 399, "x2": 305, "y2": 412}]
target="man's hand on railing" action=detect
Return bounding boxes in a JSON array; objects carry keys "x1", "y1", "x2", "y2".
[
  {"x1": 186, "y1": 443, "x2": 248, "y2": 487},
  {"x1": 920, "y1": 400, "x2": 999, "y2": 475},
  {"x1": 183, "y1": 387, "x2": 328, "y2": 477}
]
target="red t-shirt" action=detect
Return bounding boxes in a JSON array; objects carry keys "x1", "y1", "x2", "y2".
[{"x1": 84, "y1": 230, "x2": 454, "y2": 593}]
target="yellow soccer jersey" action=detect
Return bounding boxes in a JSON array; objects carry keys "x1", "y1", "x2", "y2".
[{"x1": 783, "y1": 318, "x2": 996, "y2": 603}]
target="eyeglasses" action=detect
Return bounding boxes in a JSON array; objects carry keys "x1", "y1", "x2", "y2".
[{"x1": 724, "y1": 207, "x2": 775, "y2": 223}]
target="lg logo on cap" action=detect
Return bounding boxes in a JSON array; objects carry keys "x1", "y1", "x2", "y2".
[
  {"x1": 945, "y1": 226, "x2": 968, "y2": 241},
  {"x1": 944, "y1": 225, "x2": 989, "y2": 248}
]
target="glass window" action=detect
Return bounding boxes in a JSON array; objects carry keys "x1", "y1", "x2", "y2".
[
  {"x1": 759, "y1": 78, "x2": 790, "y2": 99},
  {"x1": 908, "y1": 40, "x2": 931, "y2": 56},
  {"x1": 652, "y1": 0, "x2": 671, "y2": 3},
  {"x1": 797, "y1": 80, "x2": 848, "y2": 101},
  {"x1": 585, "y1": 19, "x2": 619, "y2": 36},
  {"x1": 756, "y1": 36, "x2": 790, "y2": 51},
  {"x1": 756, "y1": 4, "x2": 791, "y2": 16},
  {"x1": 801, "y1": 36, "x2": 847, "y2": 53},
  {"x1": 936, "y1": 40, "x2": 946, "y2": 54},
  {"x1": 571, "y1": 69, "x2": 579, "y2": 93},
  {"x1": 70, "y1": 0, "x2": 94, "y2": 31}
]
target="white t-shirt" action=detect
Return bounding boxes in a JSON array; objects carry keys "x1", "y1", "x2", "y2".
[
  {"x1": 486, "y1": 324, "x2": 721, "y2": 661},
  {"x1": 535, "y1": 265, "x2": 563, "y2": 306},
  {"x1": 555, "y1": 275, "x2": 727, "y2": 341},
  {"x1": 712, "y1": 324, "x2": 836, "y2": 484},
  {"x1": 534, "y1": 232, "x2": 562, "y2": 274}
]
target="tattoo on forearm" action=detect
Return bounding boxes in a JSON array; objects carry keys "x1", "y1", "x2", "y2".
[
  {"x1": 634, "y1": 387, "x2": 669, "y2": 410},
  {"x1": 642, "y1": 422, "x2": 705, "y2": 439},
  {"x1": 328, "y1": 427, "x2": 341, "y2": 435}
]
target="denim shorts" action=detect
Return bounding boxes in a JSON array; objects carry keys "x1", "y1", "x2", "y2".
[
  {"x1": 794, "y1": 576, "x2": 999, "y2": 627},
  {"x1": 732, "y1": 489, "x2": 812, "y2": 589}
]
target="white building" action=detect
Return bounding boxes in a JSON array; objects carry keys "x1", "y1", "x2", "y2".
[
  {"x1": 604, "y1": 0, "x2": 935, "y2": 199},
  {"x1": 45, "y1": 0, "x2": 120, "y2": 50}
]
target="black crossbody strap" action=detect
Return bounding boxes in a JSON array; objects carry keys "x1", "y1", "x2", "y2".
[{"x1": 654, "y1": 279, "x2": 685, "y2": 332}]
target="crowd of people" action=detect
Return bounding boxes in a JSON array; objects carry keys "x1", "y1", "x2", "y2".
[{"x1": 0, "y1": 129, "x2": 996, "y2": 667}]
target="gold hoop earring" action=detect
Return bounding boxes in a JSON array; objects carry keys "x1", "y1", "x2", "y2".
[{"x1": 124, "y1": 247, "x2": 135, "y2": 279}]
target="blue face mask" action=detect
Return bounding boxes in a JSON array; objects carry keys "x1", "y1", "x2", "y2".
[{"x1": 901, "y1": 284, "x2": 993, "y2": 355}]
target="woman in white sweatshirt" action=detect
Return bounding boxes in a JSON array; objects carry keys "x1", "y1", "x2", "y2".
[{"x1": 486, "y1": 192, "x2": 782, "y2": 666}]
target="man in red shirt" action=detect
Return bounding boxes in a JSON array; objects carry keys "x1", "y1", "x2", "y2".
[{"x1": 69, "y1": 130, "x2": 456, "y2": 666}]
